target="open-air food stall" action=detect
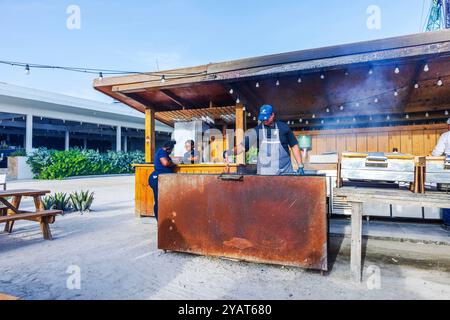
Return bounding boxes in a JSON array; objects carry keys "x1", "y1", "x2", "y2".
[{"x1": 94, "y1": 30, "x2": 450, "y2": 273}]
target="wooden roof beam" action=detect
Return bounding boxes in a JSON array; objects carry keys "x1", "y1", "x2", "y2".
[{"x1": 160, "y1": 89, "x2": 190, "y2": 110}]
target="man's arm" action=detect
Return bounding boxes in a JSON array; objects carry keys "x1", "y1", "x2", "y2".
[
  {"x1": 291, "y1": 144, "x2": 303, "y2": 167},
  {"x1": 432, "y1": 134, "x2": 447, "y2": 156},
  {"x1": 160, "y1": 157, "x2": 176, "y2": 167}
]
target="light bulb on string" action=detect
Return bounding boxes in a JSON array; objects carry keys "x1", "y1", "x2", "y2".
[
  {"x1": 426, "y1": 112, "x2": 429, "y2": 118},
  {"x1": 446, "y1": 110, "x2": 449, "y2": 116},
  {"x1": 160, "y1": 75, "x2": 166, "y2": 83},
  {"x1": 236, "y1": 98, "x2": 240, "y2": 104},
  {"x1": 386, "y1": 115, "x2": 390, "y2": 120},
  {"x1": 336, "y1": 119, "x2": 340, "y2": 124},
  {"x1": 424, "y1": 64, "x2": 429, "y2": 72},
  {"x1": 374, "y1": 98, "x2": 379, "y2": 103},
  {"x1": 353, "y1": 117, "x2": 356, "y2": 122},
  {"x1": 405, "y1": 114, "x2": 410, "y2": 119},
  {"x1": 394, "y1": 67, "x2": 400, "y2": 74},
  {"x1": 321, "y1": 120, "x2": 324, "y2": 124},
  {"x1": 356, "y1": 102, "x2": 360, "y2": 107},
  {"x1": 312, "y1": 114, "x2": 316, "y2": 119},
  {"x1": 98, "y1": 72, "x2": 103, "y2": 81},
  {"x1": 305, "y1": 120, "x2": 309, "y2": 125},
  {"x1": 276, "y1": 80, "x2": 280, "y2": 86},
  {"x1": 299, "y1": 118, "x2": 303, "y2": 123},
  {"x1": 24, "y1": 64, "x2": 30, "y2": 75},
  {"x1": 368, "y1": 69, "x2": 373, "y2": 75},
  {"x1": 297, "y1": 77, "x2": 302, "y2": 83},
  {"x1": 437, "y1": 79, "x2": 443, "y2": 86},
  {"x1": 253, "y1": 117, "x2": 257, "y2": 121},
  {"x1": 414, "y1": 83, "x2": 419, "y2": 89},
  {"x1": 394, "y1": 90, "x2": 399, "y2": 97},
  {"x1": 255, "y1": 82, "x2": 260, "y2": 88},
  {"x1": 326, "y1": 108, "x2": 330, "y2": 113},
  {"x1": 340, "y1": 105, "x2": 344, "y2": 111},
  {"x1": 320, "y1": 74, "x2": 325, "y2": 80},
  {"x1": 229, "y1": 89, "x2": 234, "y2": 94}
]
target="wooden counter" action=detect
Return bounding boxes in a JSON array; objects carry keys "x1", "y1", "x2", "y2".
[{"x1": 133, "y1": 163, "x2": 239, "y2": 217}]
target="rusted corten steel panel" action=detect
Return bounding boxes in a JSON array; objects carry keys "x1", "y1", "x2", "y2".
[{"x1": 158, "y1": 174, "x2": 328, "y2": 271}]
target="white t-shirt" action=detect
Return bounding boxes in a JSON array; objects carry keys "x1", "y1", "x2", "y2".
[{"x1": 432, "y1": 131, "x2": 450, "y2": 156}]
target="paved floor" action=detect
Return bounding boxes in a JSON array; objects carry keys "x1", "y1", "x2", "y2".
[{"x1": 0, "y1": 176, "x2": 449, "y2": 300}]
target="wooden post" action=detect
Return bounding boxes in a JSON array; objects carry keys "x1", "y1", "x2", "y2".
[
  {"x1": 350, "y1": 201, "x2": 363, "y2": 283},
  {"x1": 235, "y1": 104, "x2": 245, "y2": 165},
  {"x1": 145, "y1": 108, "x2": 156, "y2": 163}
]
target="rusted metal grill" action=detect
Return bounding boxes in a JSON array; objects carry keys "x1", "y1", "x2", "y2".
[{"x1": 158, "y1": 174, "x2": 328, "y2": 271}]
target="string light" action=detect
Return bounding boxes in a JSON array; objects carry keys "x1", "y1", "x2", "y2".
[
  {"x1": 160, "y1": 75, "x2": 166, "y2": 83},
  {"x1": 24, "y1": 64, "x2": 30, "y2": 75},
  {"x1": 305, "y1": 120, "x2": 309, "y2": 125},
  {"x1": 425, "y1": 112, "x2": 429, "y2": 117},
  {"x1": 394, "y1": 90, "x2": 399, "y2": 97},
  {"x1": 405, "y1": 114, "x2": 410, "y2": 119},
  {"x1": 321, "y1": 120, "x2": 324, "y2": 124},
  {"x1": 320, "y1": 74, "x2": 325, "y2": 79},
  {"x1": 336, "y1": 119, "x2": 340, "y2": 123},
  {"x1": 312, "y1": 114, "x2": 316, "y2": 119},
  {"x1": 386, "y1": 115, "x2": 390, "y2": 120},
  {"x1": 369, "y1": 116, "x2": 373, "y2": 121},
  {"x1": 368, "y1": 69, "x2": 373, "y2": 75},
  {"x1": 229, "y1": 89, "x2": 234, "y2": 94},
  {"x1": 374, "y1": 98, "x2": 378, "y2": 103},
  {"x1": 255, "y1": 82, "x2": 260, "y2": 88},
  {"x1": 340, "y1": 105, "x2": 344, "y2": 111},
  {"x1": 355, "y1": 102, "x2": 360, "y2": 107},
  {"x1": 414, "y1": 83, "x2": 419, "y2": 89},
  {"x1": 424, "y1": 64, "x2": 429, "y2": 72},
  {"x1": 326, "y1": 108, "x2": 330, "y2": 113},
  {"x1": 437, "y1": 79, "x2": 443, "y2": 86},
  {"x1": 446, "y1": 110, "x2": 449, "y2": 116},
  {"x1": 394, "y1": 67, "x2": 400, "y2": 74},
  {"x1": 353, "y1": 117, "x2": 356, "y2": 122},
  {"x1": 98, "y1": 72, "x2": 103, "y2": 81},
  {"x1": 253, "y1": 117, "x2": 256, "y2": 121},
  {"x1": 299, "y1": 118, "x2": 303, "y2": 123},
  {"x1": 276, "y1": 80, "x2": 280, "y2": 86},
  {"x1": 297, "y1": 77, "x2": 302, "y2": 83},
  {"x1": 236, "y1": 97, "x2": 240, "y2": 104}
]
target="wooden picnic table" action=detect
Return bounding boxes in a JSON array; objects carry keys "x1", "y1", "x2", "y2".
[
  {"x1": 334, "y1": 186, "x2": 450, "y2": 283},
  {"x1": 0, "y1": 189, "x2": 61, "y2": 240}
]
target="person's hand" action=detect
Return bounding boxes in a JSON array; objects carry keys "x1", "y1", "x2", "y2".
[{"x1": 296, "y1": 167, "x2": 305, "y2": 175}]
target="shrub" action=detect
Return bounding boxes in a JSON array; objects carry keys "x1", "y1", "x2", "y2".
[
  {"x1": 27, "y1": 148, "x2": 144, "y2": 180},
  {"x1": 9, "y1": 149, "x2": 27, "y2": 157},
  {"x1": 70, "y1": 190, "x2": 94, "y2": 213},
  {"x1": 41, "y1": 195, "x2": 54, "y2": 210}
]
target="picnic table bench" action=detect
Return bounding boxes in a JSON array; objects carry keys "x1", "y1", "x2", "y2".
[
  {"x1": 334, "y1": 186, "x2": 450, "y2": 283},
  {"x1": 0, "y1": 189, "x2": 62, "y2": 240}
]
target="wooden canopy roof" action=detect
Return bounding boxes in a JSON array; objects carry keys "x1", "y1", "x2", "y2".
[{"x1": 94, "y1": 30, "x2": 450, "y2": 129}]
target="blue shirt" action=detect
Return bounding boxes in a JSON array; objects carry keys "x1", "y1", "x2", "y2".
[
  {"x1": 183, "y1": 150, "x2": 200, "y2": 164},
  {"x1": 153, "y1": 148, "x2": 175, "y2": 174}
]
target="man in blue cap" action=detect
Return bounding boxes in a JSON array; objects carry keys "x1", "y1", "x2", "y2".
[{"x1": 227, "y1": 105, "x2": 304, "y2": 175}]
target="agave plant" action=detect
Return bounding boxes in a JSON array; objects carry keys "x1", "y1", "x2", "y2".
[
  {"x1": 41, "y1": 195, "x2": 55, "y2": 210},
  {"x1": 70, "y1": 190, "x2": 94, "y2": 213},
  {"x1": 52, "y1": 192, "x2": 72, "y2": 212}
]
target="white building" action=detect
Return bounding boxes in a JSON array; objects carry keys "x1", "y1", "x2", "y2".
[{"x1": 0, "y1": 82, "x2": 172, "y2": 154}]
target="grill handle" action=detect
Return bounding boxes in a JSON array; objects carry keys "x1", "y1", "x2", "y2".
[{"x1": 218, "y1": 174, "x2": 244, "y2": 181}]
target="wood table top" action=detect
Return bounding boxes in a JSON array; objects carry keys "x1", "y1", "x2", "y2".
[{"x1": 0, "y1": 189, "x2": 51, "y2": 198}]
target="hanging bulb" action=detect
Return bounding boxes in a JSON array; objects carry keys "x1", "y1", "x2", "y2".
[
  {"x1": 374, "y1": 98, "x2": 379, "y2": 103},
  {"x1": 305, "y1": 120, "x2": 309, "y2": 125},
  {"x1": 320, "y1": 74, "x2": 325, "y2": 79},
  {"x1": 386, "y1": 115, "x2": 390, "y2": 120},
  {"x1": 414, "y1": 83, "x2": 419, "y2": 89},
  {"x1": 98, "y1": 72, "x2": 103, "y2": 81},
  {"x1": 297, "y1": 77, "x2": 302, "y2": 83},
  {"x1": 405, "y1": 114, "x2": 410, "y2": 119},
  {"x1": 424, "y1": 64, "x2": 429, "y2": 72},
  {"x1": 276, "y1": 80, "x2": 280, "y2": 86},
  {"x1": 437, "y1": 79, "x2": 443, "y2": 86},
  {"x1": 345, "y1": 71, "x2": 349, "y2": 76},
  {"x1": 236, "y1": 98, "x2": 240, "y2": 104},
  {"x1": 299, "y1": 118, "x2": 303, "y2": 123},
  {"x1": 248, "y1": 112, "x2": 252, "y2": 117},
  {"x1": 353, "y1": 117, "x2": 356, "y2": 122},
  {"x1": 255, "y1": 82, "x2": 260, "y2": 88},
  {"x1": 340, "y1": 105, "x2": 344, "y2": 111},
  {"x1": 229, "y1": 88, "x2": 234, "y2": 94},
  {"x1": 369, "y1": 116, "x2": 373, "y2": 121},
  {"x1": 425, "y1": 112, "x2": 429, "y2": 118},
  {"x1": 321, "y1": 120, "x2": 324, "y2": 124},
  {"x1": 336, "y1": 119, "x2": 340, "y2": 124},
  {"x1": 24, "y1": 64, "x2": 30, "y2": 75},
  {"x1": 355, "y1": 102, "x2": 360, "y2": 107},
  {"x1": 394, "y1": 90, "x2": 399, "y2": 97},
  {"x1": 394, "y1": 67, "x2": 400, "y2": 74},
  {"x1": 368, "y1": 69, "x2": 373, "y2": 75},
  {"x1": 253, "y1": 117, "x2": 256, "y2": 121},
  {"x1": 312, "y1": 114, "x2": 316, "y2": 119},
  {"x1": 445, "y1": 110, "x2": 449, "y2": 116},
  {"x1": 160, "y1": 75, "x2": 166, "y2": 83},
  {"x1": 326, "y1": 108, "x2": 330, "y2": 113}
]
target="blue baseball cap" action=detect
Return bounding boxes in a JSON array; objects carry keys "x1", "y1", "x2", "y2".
[{"x1": 258, "y1": 105, "x2": 273, "y2": 121}]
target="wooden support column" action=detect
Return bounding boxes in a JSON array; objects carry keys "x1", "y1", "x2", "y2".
[
  {"x1": 350, "y1": 201, "x2": 363, "y2": 283},
  {"x1": 145, "y1": 108, "x2": 156, "y2": 163},
  {"x1": 235, "y1": 104, "x2": 245, "y2": 165}
]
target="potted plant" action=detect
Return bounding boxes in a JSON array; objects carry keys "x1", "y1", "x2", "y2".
[{"x1": 7, "y1": 149, "x2": 33, "y2": 180}]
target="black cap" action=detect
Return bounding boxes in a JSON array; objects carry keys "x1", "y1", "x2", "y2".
[{"x1": 163, "y1": 140, "x2": 177, "y2": 148}]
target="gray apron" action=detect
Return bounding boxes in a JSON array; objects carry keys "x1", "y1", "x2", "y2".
[{"x1": 257, "y1": 123, "x2": 294, "y2": 176}]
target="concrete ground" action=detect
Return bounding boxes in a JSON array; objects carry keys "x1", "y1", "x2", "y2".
[{"x1": 0, "y1": 176, "x2": 449, "y2": 300}]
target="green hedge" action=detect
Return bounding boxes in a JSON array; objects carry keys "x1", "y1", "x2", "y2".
[{"x1": 27, "y1": 148, "x2": 145, "y2": 180}]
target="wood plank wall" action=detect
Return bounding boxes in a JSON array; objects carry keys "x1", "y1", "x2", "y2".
[{"x1": 294, "y1": 123, "x2": 448, "y2": 156}]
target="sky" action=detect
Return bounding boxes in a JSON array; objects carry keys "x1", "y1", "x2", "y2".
[{"x1": 0, "y1": 0, "x2": 431, "y2": 103}]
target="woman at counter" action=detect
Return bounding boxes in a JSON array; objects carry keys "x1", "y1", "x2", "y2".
[
  {"x1": 182, "y1": 140, "x2": 200, "y2": 164},
  {"x1": 148, "y1": 140, "x2": 177, "y2": 220}
]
